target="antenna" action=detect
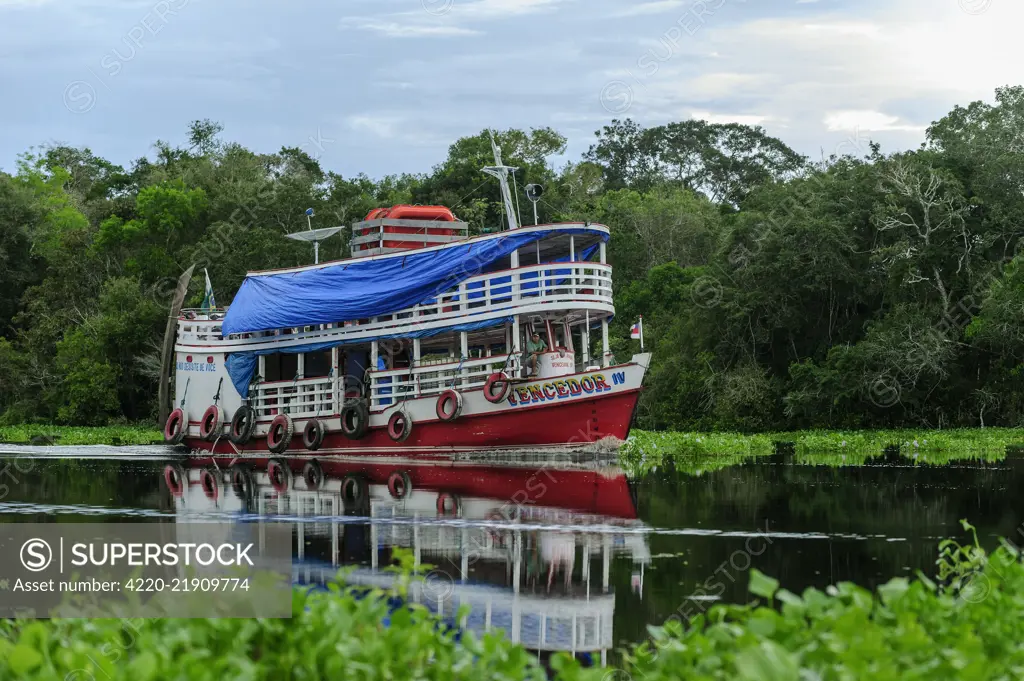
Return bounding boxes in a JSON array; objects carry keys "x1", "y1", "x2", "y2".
[
  {"x1": 285, "y1": 208, "x2": 343, "y2": 264},
  {"x1": 481, "y1": 130, "x2": 519, "y2": 231},
  {"x1": 525, "y1": 184, "x2": 544, "y2": 226}
]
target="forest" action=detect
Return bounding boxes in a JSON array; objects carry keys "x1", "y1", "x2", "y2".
[{"x1": 0, "y1": 86, "x2": 1021, "y2": 431}]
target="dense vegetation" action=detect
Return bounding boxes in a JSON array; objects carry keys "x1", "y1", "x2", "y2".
[
  {"x1": 0, "y1": 425, "x2": 162, "y2": 446},
  {"x1": 1, "y1": 87, "x2": 1023, "y2": 430},
  {"x1": 2, "y1": 529, "x2": 1023, "y2": 680}
]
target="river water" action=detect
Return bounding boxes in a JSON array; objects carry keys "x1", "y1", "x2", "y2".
[{"x1": 0, "y1": 446, "x2": 1020, "y2": 663}]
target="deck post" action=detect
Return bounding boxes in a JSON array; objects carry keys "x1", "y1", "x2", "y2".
[
  {"x1": 601, "y1": 318, "x2": 610, "y2": 368},
  {"x1": 512, "y1": 317, "x2": 521, "y2": 366},
  {"x1": 582, "y1": 318, "x2": 591, "y2": 367},
  {"x1": 569, "y1": 236, "x2": 576, "y2": 296},
  {"x1": 331, "y1": 343, "x2": 341, "y2": 410},
  {"x1": 370, "y1": 341, "x2": 379, "y2": 407},
  {"x1": 599, "y1": 241, "x2": 606, "y2": 264},
  {"x1": 460, "y1": 332, "x2": 469, "y2": 387},
  {"x1": 412, "y1": 338, "x2": 421, "y2": 397},
  {"x1": 602, "y1": 537, "x2": 611, "y2": 592}
]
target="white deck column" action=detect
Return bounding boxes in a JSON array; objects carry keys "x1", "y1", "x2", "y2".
[
  {"x1": 460, "y1": 332, "x2": 469, "y2": 387},
  {"x1": 332, "y1": 344, "x2": 341, "y2": 411},
  {"x1": 602, "y1": 537, "x2": 611, "y2": 592},
  {"x1": 412, "y1": 338, "x2": 421, "y2": 397},
  {"x1": 599, "y1": 241, "x2": 606, "y2": 264},
  {"x1": 601, "y1": 318, "x2": 610, "y2": 368},
  {"x1": 582, "y1": 323, "x2": 591, "y2": 366},
  {"x1": 370, "y1": 341, "x2": 379, "y2": 407},
  {"x1": 569, "y1": 236, "x2": 576, "y2": 295}
]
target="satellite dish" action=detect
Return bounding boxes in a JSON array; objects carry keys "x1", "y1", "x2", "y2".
[{"x1": 289, "y1": 207, "x2": 338, "y2": 264}]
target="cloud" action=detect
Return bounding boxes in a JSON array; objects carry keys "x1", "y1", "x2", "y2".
[
  {"x1": 610, "y1": 0, "x2": 1023, "y2": 154},
  {"x1": 691, "y1": 110, "x2": 771, "y2": 126},
  {"x1": 453, "y1": 0, "x2": 570, "y2": 19},
  {"x1": 347, "y1": 115, "x2": 402, "y2": 139},
  {"x1": 610, "y1": 1, "x2": 686, "y2": 17},
  {"x1": 824, "y1": 110, "x2": 924, "y2": 133},
  {"x1": 342, "y1": 0, "x2": 573, "y2": 39},
  {"x1": 341, "y1": 20, "x2": 479, "y2": 37}
]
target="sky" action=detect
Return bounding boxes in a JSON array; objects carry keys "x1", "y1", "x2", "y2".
[{"x1": 1, "y1": 0, "x2": 1021, "y2": 179}]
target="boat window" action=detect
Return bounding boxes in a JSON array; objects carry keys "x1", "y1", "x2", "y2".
[
  {"x1": 304, "y1": 350, "x2": 332, "y2": 378},
  {"x1": 264, "y1": 353, "x2": 298, "y2": 382},
  {"x1": 552, "y1": 324, "x2": 567, "y2": 349}
]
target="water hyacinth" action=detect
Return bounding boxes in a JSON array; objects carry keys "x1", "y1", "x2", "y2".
[{"x1": 621, "y1": 429, "x2": 1023, "y2": 473}]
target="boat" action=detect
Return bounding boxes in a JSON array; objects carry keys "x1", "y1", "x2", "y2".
[
  {"x1": 161, "y1": 452, "x2": 650, "y2": 665},
  {"x1": 163, "y1": 135, "x2": 651, "y2": 456}
]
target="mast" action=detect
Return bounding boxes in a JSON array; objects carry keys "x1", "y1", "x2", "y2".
[{"x1": 481, "y1": 130, "x2": 519, "y2": 231}]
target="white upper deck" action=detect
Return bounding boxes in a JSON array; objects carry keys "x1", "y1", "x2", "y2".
[{"x1": 176, "y1": 222, "x2": 614, "y2": 352}]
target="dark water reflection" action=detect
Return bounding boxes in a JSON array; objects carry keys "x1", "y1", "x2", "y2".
[{"x1": 1, "y1": 448, "x2": 1021, "y2": 659}]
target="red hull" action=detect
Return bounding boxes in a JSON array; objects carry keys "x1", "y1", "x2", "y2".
[
  {"x1": 185, "y1": 388, "x2": 641, "y2": 456},
  {"x1": 180, "y1": 457, "x2": 638, "y2": 519}
]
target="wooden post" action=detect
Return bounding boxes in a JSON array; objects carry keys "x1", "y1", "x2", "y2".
[{"x1": 158, "y1": 264, "x2": 195, "y2": 425}]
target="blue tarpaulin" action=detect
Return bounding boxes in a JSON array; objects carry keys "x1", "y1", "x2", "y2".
[
  {"x1": 226, "y1": 316, "x2": 513, "y2": 398},
  {"x1": 222, "y1": 228, "x2": 607, "y2": 336}
]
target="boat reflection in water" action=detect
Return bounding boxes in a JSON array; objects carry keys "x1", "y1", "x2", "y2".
[{"x1": 162, "y1": 452, "x2": 650, "y2": 666}]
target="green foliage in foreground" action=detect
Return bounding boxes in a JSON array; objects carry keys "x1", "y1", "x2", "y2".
[
  {"x1": 0, "y1": 588, "x2": 547, "y2": 680},
  {"x1": 0, "y1": 425, "x2": 162, "y2": 446},
  {"x1": 612, "y1": 526, "x2": 1024, "y2": 681},
  {"x1": 3, "y1": 528, "x2": 1023, "y2": 680}
]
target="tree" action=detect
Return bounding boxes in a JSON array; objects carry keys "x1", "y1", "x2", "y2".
[
  {"x1": 187, "y1": 119, "x2": 225, "y2": 156},
  {"x1": 415, "y1": 127, "x2": 566, "y2": 231},
  {"x1": 0, "y1": 173, "x2": 40, "y2": 337},
  {"x1": 585, "y1": 118, "x2": 807, "y2": 205}
]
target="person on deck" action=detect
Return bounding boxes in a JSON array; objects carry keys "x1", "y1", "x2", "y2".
[
  {"x1": 377, "y1": 354, "x2": 393, "y2": 406},
  {"x1": 523, "y1": 331, "x2": 547, "y2": 377}
]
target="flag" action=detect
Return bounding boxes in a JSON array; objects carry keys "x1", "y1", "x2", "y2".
[
  {"x1": 630, "y1": 316, "x2": 644, "y2": 350},
  {"x1": 201, "y1": 268, "x2": 217, "y2": 310}
]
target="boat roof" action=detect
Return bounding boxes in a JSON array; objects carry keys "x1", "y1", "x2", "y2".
[
  {"x1": 221, "y1": 224, "x2": 609, "y2": 336},
  {"x1": 245, "y1": 222, "x2": 608, "y2": 278}
]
